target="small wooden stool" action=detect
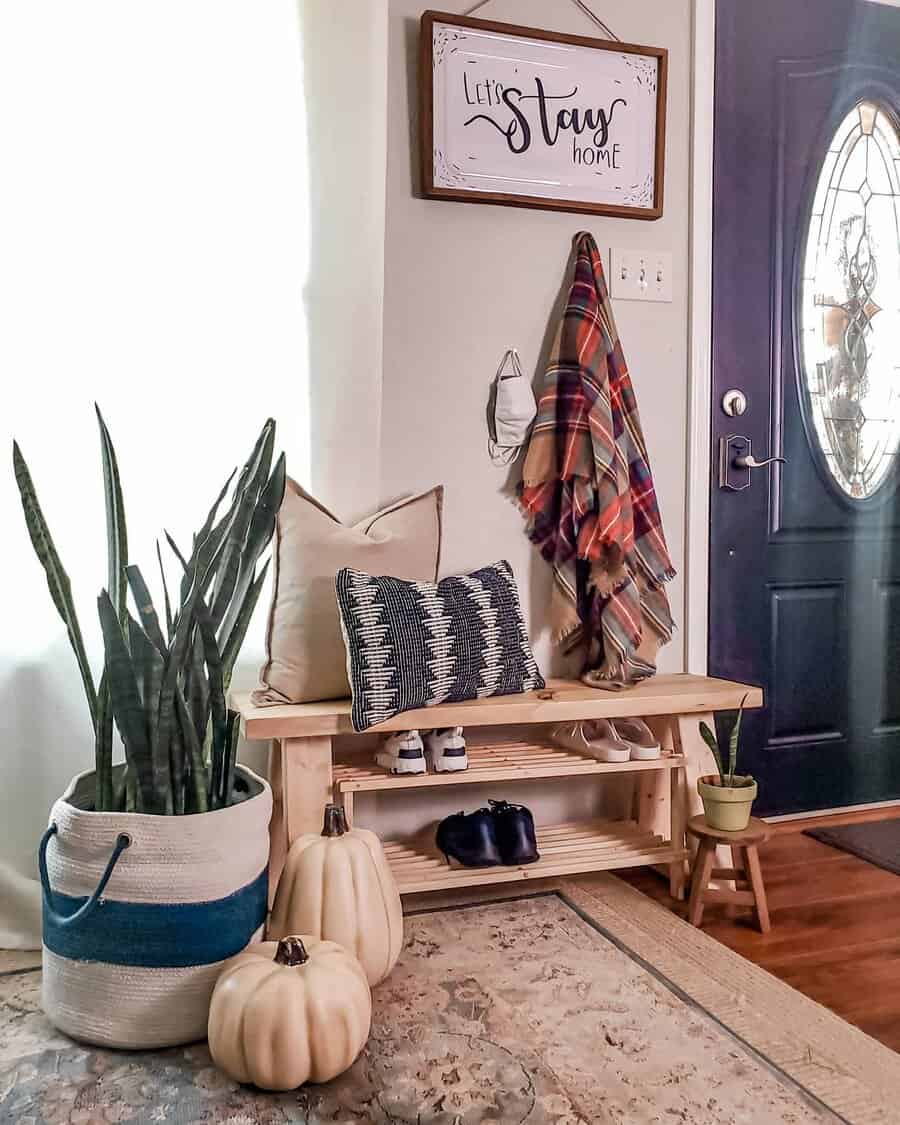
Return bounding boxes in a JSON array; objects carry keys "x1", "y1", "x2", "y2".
[{"x1": 687, "y1": 815, "x2": 771, "y2": 933}]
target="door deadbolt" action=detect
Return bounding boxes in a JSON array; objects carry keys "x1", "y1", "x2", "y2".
[{"x1": 722, "y1": 389, "x2": 748, "y2": 417}]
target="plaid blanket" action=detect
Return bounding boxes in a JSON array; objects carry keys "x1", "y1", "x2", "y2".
[{"x1": 519, "y1": 232, "x2": 675, "y2": 687}]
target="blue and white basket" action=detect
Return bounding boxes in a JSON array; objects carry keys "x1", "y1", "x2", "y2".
[{"x1": 39, "y1": 765, "x2": 271, "y2": 1049}]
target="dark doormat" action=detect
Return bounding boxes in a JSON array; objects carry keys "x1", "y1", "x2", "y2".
[{"x1": 805, "y1": 818, "x2": 900, "y2": 876}]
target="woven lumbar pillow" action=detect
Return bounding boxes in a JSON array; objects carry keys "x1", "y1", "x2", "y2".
[
  {"x1": 254, "y1": 481, "x2": 443, "y2": 704},
  {"x1": 335, "y1": 559, "x2": 545, "y2": 732}
]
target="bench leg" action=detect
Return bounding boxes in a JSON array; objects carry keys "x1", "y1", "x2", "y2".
[
  {"x1": 668, "y1": 763, "x2": 687, "y2": 901},
  {"x1": 636, "y1": 717, "x2": 674, "y2": 840},
  {"x1": 267, "y1": 739, "x2": 286, "y2": 908},
  {"x1": 675, "y1": 712, "x2": 731, "y2": 882},
  {"x1": 267, "y1": 735, "x2": 333, "y2": 905}
]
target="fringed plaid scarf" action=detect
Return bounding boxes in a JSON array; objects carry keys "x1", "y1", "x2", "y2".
[{"x1": 519, "y1": 232, "x2": 675, "y2": 688}]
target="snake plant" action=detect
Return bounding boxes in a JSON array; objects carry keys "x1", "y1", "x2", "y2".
[
  {"x1": 699, "y1": 693, "x2": 750, "y2": 788},
  {"x1": 14, "y1": 411, "x2": 285, "y2": 814}
]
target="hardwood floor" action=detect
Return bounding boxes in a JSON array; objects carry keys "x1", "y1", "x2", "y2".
[{"x1": 619, "y1": 807, "x2": 900, "y2": 1052}]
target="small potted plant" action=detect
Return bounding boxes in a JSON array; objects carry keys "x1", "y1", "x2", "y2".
[
  {"x1": 14, "y1": 409, "x2": 285, "y2": 1049},
  {"x1": 697, "y1": 695, "x2": 756, "y2": 831}
]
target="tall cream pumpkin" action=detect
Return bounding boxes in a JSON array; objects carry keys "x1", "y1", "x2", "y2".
[
  {"x1": 208, "y1": 935, "x2": 371, "y2": 1090},
  {"x1": 268, "y1": 804, "x2": 403, "y2": 986}
]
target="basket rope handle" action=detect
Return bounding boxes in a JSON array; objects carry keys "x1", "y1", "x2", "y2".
[{"x1": 39, "y1": 823, "x2": 131, "y2": 930}]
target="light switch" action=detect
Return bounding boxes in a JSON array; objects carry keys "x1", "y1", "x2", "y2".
[{"x1": 608, "y1": 248, "x2": 673, "y2": 303}]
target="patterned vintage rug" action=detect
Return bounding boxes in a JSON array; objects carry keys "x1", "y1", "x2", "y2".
[{"x1": 0, "y1": 888, "x2": 854, "y2": 1124}]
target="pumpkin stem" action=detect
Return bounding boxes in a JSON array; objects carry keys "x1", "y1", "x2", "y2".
[
  {"x1": 322, "y1": 803, "x2": 348, "y2": 837},
  {"x1": 274, "y1": 936, "x2": 309, "y2": 966}
]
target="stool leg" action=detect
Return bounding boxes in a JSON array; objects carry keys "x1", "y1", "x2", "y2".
[
  {"x1": 688, "y1": 838, "x2": 716, "y2": 927},
  {"x1": 744, "y1": 844, "x2": 771, "y2": 933},
  {"x1": 730, "y1": 844, "x2": 749, "y2": 890}
]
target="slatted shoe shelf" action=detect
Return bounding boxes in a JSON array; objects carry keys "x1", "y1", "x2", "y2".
[
  {"x1": 233, "y1": 674, "x2": 762, "y2": 903},
  {"x1": 333, "y1": 733, "x2": 687, "y2": 893},
  {"x1": 382, "y1": 820, "x2": 682, "y2": 895}
]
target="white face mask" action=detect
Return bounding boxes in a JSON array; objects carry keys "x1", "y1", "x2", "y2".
[{"x1": 489, "y1": 349, "x2": 536, "y2": 465}]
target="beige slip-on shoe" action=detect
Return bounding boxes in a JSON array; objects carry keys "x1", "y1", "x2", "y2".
[
  {"x1": 551, "y1": 719, "x2": 631, "y2": 763},
  {"x1": 611, "y1": 717, "x2": 662, "y2": 760}
]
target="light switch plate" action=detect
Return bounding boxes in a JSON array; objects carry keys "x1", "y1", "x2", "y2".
[{"x1": 608, "y1": 248, "x2": 673, "y2": 303}]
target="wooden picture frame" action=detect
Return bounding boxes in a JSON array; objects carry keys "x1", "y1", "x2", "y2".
[{"x1": 419, "y1": 11, "x2": 668, "y2": 220}]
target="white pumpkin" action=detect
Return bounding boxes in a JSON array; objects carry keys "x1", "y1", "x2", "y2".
[
  {"x1": 208, "y1": 935, "x2": 371, "y2": 1090},
  {"x1": 268, "y1": 804, "x2": 403, "y2": 986}
]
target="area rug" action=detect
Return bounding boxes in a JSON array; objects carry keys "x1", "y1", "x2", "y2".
[
  {"x1": 805, "y1": 818, "x2": 900, "y2": 876},
  {"x1": 0, "y1": 887, "x2": 864, "y2": 1125}
]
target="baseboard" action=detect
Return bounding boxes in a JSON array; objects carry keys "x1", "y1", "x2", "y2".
[{"x1": 764, "y1": 798, "x2": 900, "y2": 823}]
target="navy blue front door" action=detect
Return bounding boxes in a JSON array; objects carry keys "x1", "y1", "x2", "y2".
[{"x1": 709, "y1": 0, "x2": 900, "y2": 814}]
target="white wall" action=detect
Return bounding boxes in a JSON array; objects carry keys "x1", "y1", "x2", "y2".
[
  {"x1": 0, "y1": 1, "x2": 387, "y2": 900},
  {"x1": 1, "y1": 0, "x2": 689, "y2": 914},
  {"x1": 366, "y1": 0, "x2": 691, "y2": 834},
  {"x1": 301, "y1": 2, "x2": 388, "y2": 521},
  {"x1": 381, "y1": 0, "x2": 691, "y2": 678}
]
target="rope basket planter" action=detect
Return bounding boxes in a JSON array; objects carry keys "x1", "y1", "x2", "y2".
[{"x1": 40, "y1": 765, "x2": 271, "y2": 1049}]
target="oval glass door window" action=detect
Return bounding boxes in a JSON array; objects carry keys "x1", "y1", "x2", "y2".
[{"x1": 800, "y1": 101, "x2": 900, "y2": 499}]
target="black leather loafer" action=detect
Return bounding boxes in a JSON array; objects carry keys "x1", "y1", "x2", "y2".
[
  {"x1": 489, "y1": 799, "x2": 540, "y2": 865},
  {"x1": 436, "y1": 808, "x2": 503, "y2": 867}
]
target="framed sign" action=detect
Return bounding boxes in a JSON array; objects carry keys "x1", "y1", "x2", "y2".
[{"x1": 420, "y1": 11, "x2": 667, "y2": 219}]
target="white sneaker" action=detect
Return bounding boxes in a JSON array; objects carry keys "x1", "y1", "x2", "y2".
[
  {"x1": 375, "y1": 730, "x2": 426, "y2": 775},
  {"x1": 424, "y1": 727, "x2": 468, "y2": 772},
  {"x1": 611, "y1": 718, "x2": 661, "y2": 760},
  {"x1": 551, "y1": 720, "x2": 631, "y2": 763}
]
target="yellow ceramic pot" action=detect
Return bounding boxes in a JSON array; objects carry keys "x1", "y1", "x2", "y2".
[{"x1": 697, "y1": 775, "x2": 758, "y2": 832}]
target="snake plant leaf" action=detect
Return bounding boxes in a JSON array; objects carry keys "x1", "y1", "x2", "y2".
[
  {"x1": 218, "y1": 709, "x2": 242, "y2": 810},
  {"x1": 97, "y1": 591, "x2": 157, "y2": 812},
  {"x1": 205, "y1": 419, "x2": 275, "y2": 614},
  {"x1": 126, "y1": 564, "x2": 167, "y2": 655},
  {"x1": 221, "y1": 558, "x2": 270, "y2": 693},
  {"x1": 208, "y1": 481, "x2": 259, "y2": 630},
  {"x1": 699, "y1": 720, "x2": 726, "y2": 784},
  {"x1": 185, "y1": 631, "x2": 210, "y2": 749},
  {"x1": 175, "y1": 482, "x2": 238, "y2": 605},
  {"x1": 185, "y1": 420, "x2": 272, "y2": 608},
  {"x1": 13, "y1": 441, "x2": 98, "y2": 727},
  {"x1": 247, "y1": 452, "x2": 286, "y2": 558},
  {"x1": 192, "y1": 497, "x2": 239, "y2": 603},
  {"x1": 165, "y1": 531, "x2": 189, "y2": 571},
  {"x1": 95, "y1": 407, "x2": 128, "y2": 626},
  {"x1": 168, "y1": 529, "x2": 219, "y2": 619},
  {"x1": 125, "y1": 768, "x2": 137, "y2": 812},
  {"x1": 175, "y1": 686, "x2": 207, "y2": 814},
  {"x1": 218, "y1": 454, "x2": 285, "y2": 644},
  {"x1": 95, "y1": 672, "x2": 114, "y2": 812},
  {"x1": 179, "y1": 468, "x2": 239, "y2": 605},
  {"x1": 235, "y1": 418, "x2": 276, "y2": 500},
  {"x1": 192, "y1": 591, "x2": 227, "y2": 773},
  {"x1": 727, "y1": 693, "x2": 749, "y2": 786},
  {"x1": 126, "y1": 611, "x2": 169, "y2": 809},
  {"x1": 195, "y1": 469, "x2": 237, "y2": 555},
  {"x1": 156, "y1": 541, "x2": 173, "y2": 642},
  {"x1": 206, "y1": 425, "x2": 275, "y2": 620},
  {"x1": 154, "y1": 562, "x2": 203, "y2": 793},
  {"x1": 169, "y1": 719, "x2": 185, "y2": 815},
  {"x1": 165, "y1": 536, "x2": 223, "y2": 748}
]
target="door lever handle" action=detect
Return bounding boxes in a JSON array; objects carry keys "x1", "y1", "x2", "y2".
[
  {"x1": 719, "y1": 434, "x2": 787, "y2": 491},
  {"x1": 734, "y1": 453, "x2": 787, "y2": 470}
]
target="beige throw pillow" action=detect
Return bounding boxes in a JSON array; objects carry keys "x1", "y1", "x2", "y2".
[{"x1": 253, "y1": 480, "x2": 443, "y2": 704}]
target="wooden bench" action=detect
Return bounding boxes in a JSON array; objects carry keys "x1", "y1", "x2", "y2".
[{"x1": 233, "y1": 674, "x2": 761, "y2": 904}]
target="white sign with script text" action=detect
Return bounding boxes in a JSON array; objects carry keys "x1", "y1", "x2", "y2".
[{"x1": 427, "y1": 17, "x2": 665, "y2": 217}]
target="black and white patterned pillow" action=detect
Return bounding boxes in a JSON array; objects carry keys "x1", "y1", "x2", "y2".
[{"x1": 335, "y1": 560, "x2": 545, "y2": 732}]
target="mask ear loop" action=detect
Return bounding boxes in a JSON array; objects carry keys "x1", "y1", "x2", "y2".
[{"x1": 488, "y1": 348, "x2": 527, "y2": 466}]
